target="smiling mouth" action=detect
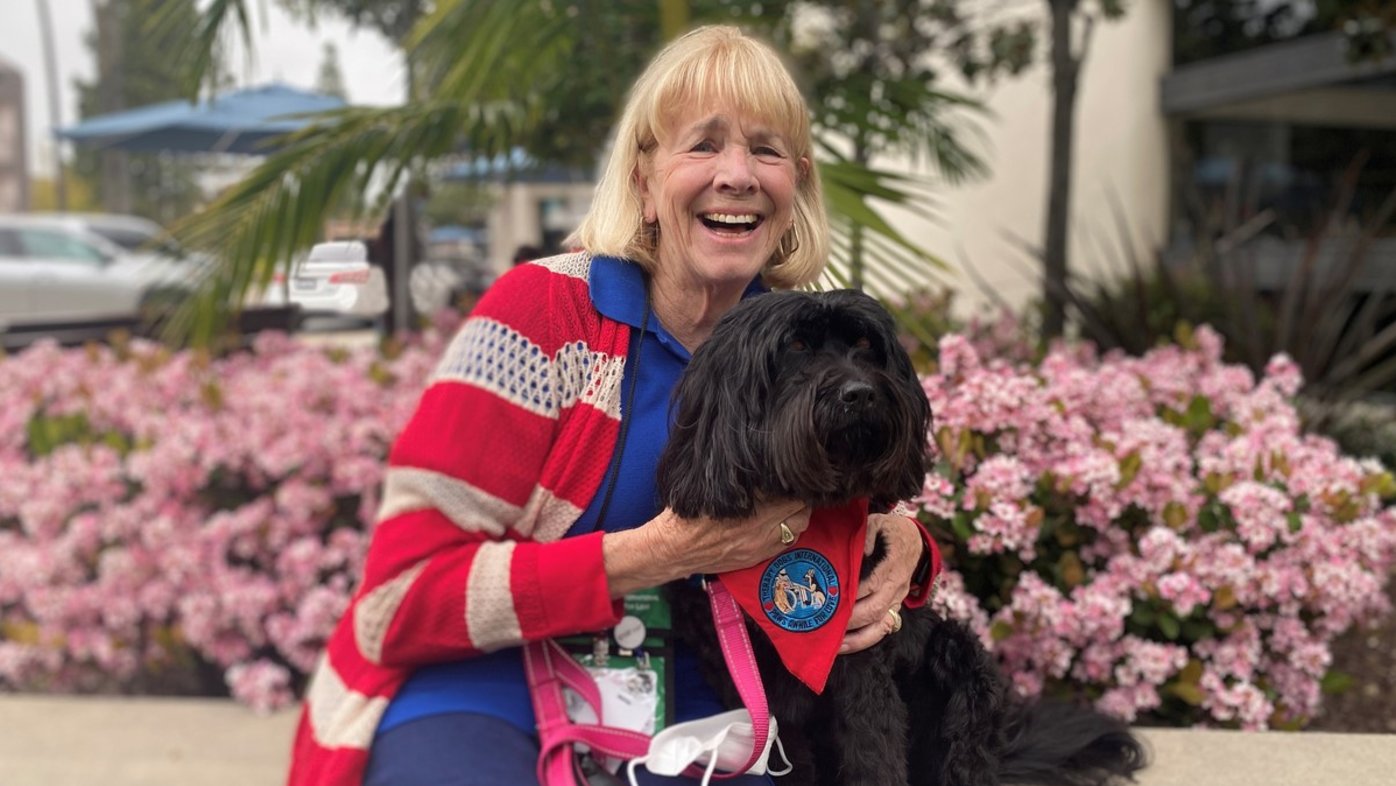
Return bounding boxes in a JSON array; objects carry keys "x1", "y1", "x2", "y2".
[{"x1": 699, "y1": 212, "x2": 763, "y2": 235}]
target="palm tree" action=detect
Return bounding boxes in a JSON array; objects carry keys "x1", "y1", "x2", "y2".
[{"x1": 165, "y1": 0, "x2": 980, "y2": 345}]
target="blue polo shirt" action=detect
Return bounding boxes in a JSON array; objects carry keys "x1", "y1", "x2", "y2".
[{"x1": 376, "y1": 255, "x2": 765, "y2": 739}]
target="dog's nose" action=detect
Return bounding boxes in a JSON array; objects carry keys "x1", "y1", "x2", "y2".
[{"x1": 839, "y1": 381, "x2": 876, "y2": 408}]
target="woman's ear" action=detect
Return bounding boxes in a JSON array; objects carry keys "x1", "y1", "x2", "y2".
[{"x1": 634, "y1": 164, "x2": 658, "y2": 224}]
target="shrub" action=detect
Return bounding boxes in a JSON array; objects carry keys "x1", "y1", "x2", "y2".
[
  {"x1": 918, "y1": 325, "x2": 1396, "y2": 728},
  {"x1": 0, "y1": 315, "x2": 459, "y2": 711},
  {"x1": 2, "y1": 315, "x2": 1393, "y2": 728}
]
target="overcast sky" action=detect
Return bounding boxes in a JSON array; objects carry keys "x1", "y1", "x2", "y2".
[{"x1": 0, "y1": 0, "x2": 406, "y2": 176}]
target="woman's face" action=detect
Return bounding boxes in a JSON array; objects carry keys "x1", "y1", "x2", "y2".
[{"x1": 639, "y1": 104, "x2": 805, "y2": 291}]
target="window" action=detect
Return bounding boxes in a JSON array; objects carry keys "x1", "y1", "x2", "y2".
[
  {"x1": 17, "y1": 230, "x2": 109, "y2": 264},
  {"x1": 89, "y1": 227, "x2": 154, "y2": 252},
  {"x1": 0, "y1": 229, "x2": 21, "y2": 258}
]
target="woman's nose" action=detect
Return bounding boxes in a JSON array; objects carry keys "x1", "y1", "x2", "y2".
[{"x1": 714, "y1": 148, "x2": 757, "y2": 193}]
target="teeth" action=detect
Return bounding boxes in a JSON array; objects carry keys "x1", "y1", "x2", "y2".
[{"x1": 703, "y1": 213, "x2": 758, "y2": 225}]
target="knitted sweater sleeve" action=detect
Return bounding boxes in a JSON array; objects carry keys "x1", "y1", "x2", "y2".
[{"x1": 350, "y1": 257, "x2": 625, "y2": 669}]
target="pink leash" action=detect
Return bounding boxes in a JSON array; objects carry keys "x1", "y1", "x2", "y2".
[{"x1": 525, "y1": 578, "x2": 770, "y2": 785}]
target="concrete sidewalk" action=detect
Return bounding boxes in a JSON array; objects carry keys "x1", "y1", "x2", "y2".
[{"x1": 2, "y1": 695, "x2": 1394, "y2": 785}]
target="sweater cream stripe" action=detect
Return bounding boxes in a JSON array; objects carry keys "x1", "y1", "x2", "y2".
[
  {"x1": 305, "y1": 654, "x2": 389, "y2": 751},
  {"x1": 379, "y1": 467, "x2": 518, "y2": 536},
  {"x1": 553, "y1": 343, "x2": 626, "y2": 420},
  {"x1": 431, "y1": 317, "x2": 558, "y2": 418},
  {"x1": 353, "y1": 560, "x2": 427, "y2": 665},
  {"x1": 518, "y1": 486, "x2": 586, "y2": 543},
  {"x1": 574, "y1": 351, "x2": 626, "y2": 420},
  {"x1": 465, "y1": 541, "x2": 522, "y2": 651},
  {"x1": 531, "y1": 250, "x2": 592, "y2": 281}
]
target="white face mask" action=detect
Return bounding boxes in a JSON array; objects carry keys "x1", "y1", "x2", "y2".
[{"x1": 625, "y1": 709, "x2": 792, "y2": 786}]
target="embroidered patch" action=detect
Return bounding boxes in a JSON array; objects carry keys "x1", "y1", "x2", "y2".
[{"x1": 759, "y1": 548, "x2": 840, "y2": 632}]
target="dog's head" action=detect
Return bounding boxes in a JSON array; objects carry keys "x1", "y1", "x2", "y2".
[{"x1": 657, "y1": 289, "x2": 932, "y2": 519}]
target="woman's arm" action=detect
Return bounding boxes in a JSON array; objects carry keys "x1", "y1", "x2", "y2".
[
  {"x1": 350, "y1": 263, "x2": 626, "y2": 668},
  {"x1": 601, "y1": 503, "x2": 812, "y2": 598}
]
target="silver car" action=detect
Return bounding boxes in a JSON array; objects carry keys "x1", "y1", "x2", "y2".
[{"x1": 0, "y1": 214, "x2": 196, "y2": 329}]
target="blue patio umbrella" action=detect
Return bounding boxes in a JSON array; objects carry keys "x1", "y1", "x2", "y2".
[{"x1": 57, "y1": 83, "x2": 346, "y2": 155}]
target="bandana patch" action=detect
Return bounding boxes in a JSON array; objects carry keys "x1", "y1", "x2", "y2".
[
  {"x1": 759, "y1": 549, "x2": 840, "y2": 632},
  {"x1": 719, "y1": 498, "x2": 869, "y2": 694}
]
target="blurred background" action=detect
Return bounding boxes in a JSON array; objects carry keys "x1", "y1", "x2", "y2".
[{"x1": 1, "y1": 1, "x2": 1392, "y2": 364}]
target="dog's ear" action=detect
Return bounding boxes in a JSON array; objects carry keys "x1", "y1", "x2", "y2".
[
  {"x1": 657, "y1": 293, "x2": 800, "y2": 519},
  {"x1": 830, "y1": 290, "x2": 934, "y2": 508}
]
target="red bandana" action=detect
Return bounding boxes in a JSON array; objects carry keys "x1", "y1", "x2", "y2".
[{"x1": 718, "y1": 499, "x2": 869, "y2": 694}]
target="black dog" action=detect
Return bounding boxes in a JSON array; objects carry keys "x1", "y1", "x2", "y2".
[{"x1": 657, "y1": 289, "x2": 1145, "y2": 786}]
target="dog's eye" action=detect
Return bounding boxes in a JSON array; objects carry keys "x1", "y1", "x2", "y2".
[
  {"x1": 853, "y1": 337, "x2": 871, "y2": 350},
  {"x1": 789, "y1": 339, "x2": 807, "y2": 352}
]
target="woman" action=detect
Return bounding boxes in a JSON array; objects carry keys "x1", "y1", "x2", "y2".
[{"x1": 288, "y1": 25, "x2": 939, "y2": 786}]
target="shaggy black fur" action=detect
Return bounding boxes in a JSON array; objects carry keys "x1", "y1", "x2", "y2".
[{"x1": 656, "y1": 289, "x2": 1147, "y2": 786}]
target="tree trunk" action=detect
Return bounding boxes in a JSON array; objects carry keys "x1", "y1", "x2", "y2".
[
  {"x1": 1042, "y1": 0, "x2": 1081, "y2": 340},
  {"x1": 35, "y1": 0, "x2": 67, "y2": 210},
  {"x1": 850, "y1": 138, "x2": 869, "y2": 291},
  {"x1": 94, "y1": 0, "x2": 131, "y2": 214}
]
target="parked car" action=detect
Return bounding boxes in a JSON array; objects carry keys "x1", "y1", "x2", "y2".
[
  {"x1": 0, "y1": 213, "x2": 198, "y2": 330},
  {"x1": 30, "y1": 212, "x2": 186, "y2": 257},
  {"x1": 259, "y1": 240, "x2": 388, "y2": 318}
]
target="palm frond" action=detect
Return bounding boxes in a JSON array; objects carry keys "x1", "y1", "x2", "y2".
[
  {"x1": 151, "y1": 0, "x2": 256, "y2": 97},
  {"x1": 167, "y1": 100, "x2": 529, "y2": 344}
]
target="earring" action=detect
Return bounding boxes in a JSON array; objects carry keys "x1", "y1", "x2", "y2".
[{"x1": 777, "y1": 229, "x2": 799, "y2": 259}]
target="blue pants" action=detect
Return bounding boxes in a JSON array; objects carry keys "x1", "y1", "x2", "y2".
[{"x1": 364, "y1": 712, "x2": 775, "y2": 786}]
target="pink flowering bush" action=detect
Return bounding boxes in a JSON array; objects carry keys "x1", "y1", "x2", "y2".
[
  {"x1": 919, "y1": 325, "x2": 1396, "y2": 729},
  {"x1": 2, "y1": 312, "x2": 1393, "y2": 729},
  {"x1": 0, "y1": 314, "x2": 459, "y2": 712}
]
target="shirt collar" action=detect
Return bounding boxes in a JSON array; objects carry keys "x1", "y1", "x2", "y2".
[{"x1": 589, "y1": 254, "x2": 770, "y2": 332}]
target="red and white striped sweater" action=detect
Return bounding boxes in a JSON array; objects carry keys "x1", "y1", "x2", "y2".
[{"x1": 287, "y1": 252, "x2": 632, "y2": 786}]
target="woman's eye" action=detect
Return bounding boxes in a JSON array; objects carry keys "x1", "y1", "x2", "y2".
[
  {"x1": 691, "y1": 140, "x2": 717, "y2": 153},
  {"x1": 754, "y1": 145, "x2": 782, "y2": 158}
]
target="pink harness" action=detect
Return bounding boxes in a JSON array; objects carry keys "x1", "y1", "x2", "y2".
[{"x1": 524, "y1": 578, "x2": 769, "y2": 785}]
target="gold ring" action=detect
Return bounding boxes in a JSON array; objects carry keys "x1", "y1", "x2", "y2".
[
  {"x1": 778, "y1": 520, "x2": 796, "y2": 546},
  {"x1": 887, "y1": 607, "x2": 903, "y2": 634}
]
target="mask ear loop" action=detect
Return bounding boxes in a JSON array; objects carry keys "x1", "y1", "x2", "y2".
[
  {"x1": 698, "y1": 744, "x2": 722, "y2": 786},
  {"x1": 767, "y1": 733, "x2": 793, "y2": 776},
  {"x1": 625, "y1": 756, "x2": 646, "y2": 786}
]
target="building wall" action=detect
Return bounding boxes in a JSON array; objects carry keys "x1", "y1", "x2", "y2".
[
  {"x1": 881, "y1": 0, "x2": 1173, "y2": 320},
  {"x1": 485, "y1": 181, "x2": 595, "y2": 273}
]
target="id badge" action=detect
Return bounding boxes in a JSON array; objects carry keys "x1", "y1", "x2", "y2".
[{"x1": 559, "y1": 589, "x2": 675, "y2": 734}]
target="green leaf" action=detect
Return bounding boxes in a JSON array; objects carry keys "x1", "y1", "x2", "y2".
[
  {"x1": 1321, "y1": 671, "x2": 1355, "y2": 695},
  {"x1": 951, "y1": 512, "x2": 975, "y2": 542},
  {"x1": 989, "y1": 620, "x2": 1015, "y2": 642},
  {"x1": 1157, "y1": 614, "x2": 1181, "y2": 641},
  {"x1": 1163, "y1": 680, "x2": 1205, "y2": 706},
  {"x1": 1129, "y1": 604, "x2": 1156, "y2": 627},
  {"x1": 1286, "y1": 512, "x2": 1303, "y2": 533},
  {"x1": 1181, "y1": 617, "x2": 1216, "y2": 642},
  {"x1": 1117, "y1": 451, "x2": 1142, "y2": 488}
]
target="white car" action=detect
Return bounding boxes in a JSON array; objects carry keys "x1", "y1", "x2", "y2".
[
  {"x1": 260, "y1": 240, "x2": 388, "y2": 318},
  {"x1": 32, "y1": 212, "x2": 181, "y2": 257},
  {"x1": 0, "y1": 214, "x2": 197, "y2": 329}
]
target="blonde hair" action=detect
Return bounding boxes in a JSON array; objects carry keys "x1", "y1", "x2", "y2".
[{"x1": 568, "y1": 25, "x2": 828, "y2": 289}]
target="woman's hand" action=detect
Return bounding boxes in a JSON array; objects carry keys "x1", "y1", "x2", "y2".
[
  {"x1": 839, "y1": 513, "x2": 924, "y2": 654},
  {"x1": 603, "y1": 502, "x2": 811, "y2": 597}
]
